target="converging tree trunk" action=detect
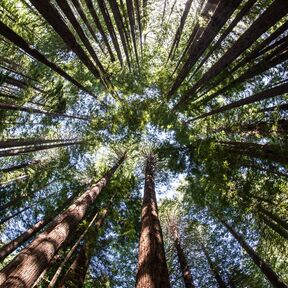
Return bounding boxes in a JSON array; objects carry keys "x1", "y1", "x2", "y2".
[
  {"x1": 220, "y1": 219, "x2": 287, "y2": 288},
  {"x1": 170, "y1": 222, "x2": 195, "y2": 288},
  {"x1": 136, "y1": 154, "x2": 171, "y2": 288},
  {"x1": 0, "y1": 155, "x2": 125, "y2": 287}
]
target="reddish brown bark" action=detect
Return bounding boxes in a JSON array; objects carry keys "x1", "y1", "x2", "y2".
[
  {"x1": 136, "y1": 155, "x2": 170, "y2": 288},
  {"x1": 0, "y1": 156, "x2": 125, "y2": 287}
]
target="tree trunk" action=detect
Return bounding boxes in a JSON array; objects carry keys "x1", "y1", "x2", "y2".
[
  {"x1": 0, "y1": 160, "x2": 40, "y2": 173},
  {"x1": 0, "y1": 194, "x2": 75, "y2": 262},
  {"x1": 0, "y1": 155, "x2": 125, "y2": 287},
  {"x1": 174, "y1": 0, "x2": 288, "y2": 109},
  {"x1": 170, "y1": 223, "x2": 195, "y2": 288},
  {"x1": 260, "y1": 103, "x2": 288, "y2": 113},
  {"x1": 261, "y1": 213, "x2": 288, "y2": 240},
  {"x1": 136, "y1": 154, "x2": 171, "y2": 288},
  {"x1": 0, "y1": 21, "x2": 95, "y2": 98},
  {"x1": 0, "y1": 102, "x2": 89, "y2": 121},
  {"x1": 201, "y1": 244, "x2": 227, "y2": 288},
  {"x1": 221, "y1": 219, "x2": 287, "y2": 288},
  {"x1": 258, "y1": 206, "x2": 288, "y2": 231},
  {"x1": 30, "y1": 0, "x2": 101, "y2": 81},
  {"x1": 168, "y1": 0, "x2": 240, "y2": 99},
  {"x1": 48, "y1": 194, "x2": 114, "y2": 288},
  {"x1": 218, "y1": 140, "x2": 288, "y2": 166},
  {"x1": 190, "y1": 82, "x2": 288, "y2": 122},
  {"x1": 0, "y1": 140, "x2": 82, "y2": 157}
]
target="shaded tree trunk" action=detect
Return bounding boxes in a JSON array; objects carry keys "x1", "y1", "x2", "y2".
[
  {"x1": 136, "y1": 155, "x2": 171, "y2": 288},
  {"x1": 201, "y1": 244, "x2": 227, "y2": 288},
  {"x1": 0, "y1": 155, "x2": 125, "y2": 287},
  {"x1": 261, "y1": 213, "x2": 288, "y2": 240},
  {"x1": 0, "y1": 102, "x2": 89, "y2": 121},
  {"x1": 0, "y1": 160, "x2": 40, "y2": 173},
  {"x1": 190, "y1": 82, "x2": 288, "y2": 122},
  {"x1": 170, "y1": 223, "x2": 195, "y2": 288},
  {"x1": 221, "y1": 219, "x2": 287, "y2": 288},
  {"x1": 174, "y1": 0, "x2": 288, "y2": 109},
  {"x1": 0, "y1": 21, "x2": 95, "y2": 98}
]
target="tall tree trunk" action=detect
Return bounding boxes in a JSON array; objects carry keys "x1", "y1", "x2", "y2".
[
  {"x1": 201, "y1": 244, "x2": 227, "y2": 288},
  {"x1": 168, "y1": 0, "x2": 240, "y2": 99},
  {"x1": 0, "y1": 194, "x2": 75, "y2": 262},
  {"x1": 258, "y1": 206, "x2": 288, "y2": 231},
  {"x1": 260, "y1": 103, "x2": 288, "y2": 113},
  {"x1": 49, "y1": 194, "x2": 115, "y2": 288},
  {"x1": 0, "y1": 21, "x2": 95, "y2": 98},
  {"x1": 136, "y1": 154, "x2": 171, "y2": 288},
  {"x1": 0, "y1": 140, "x2": 82, "y2": 157},
  {"x1": 0, "y1": 155, "x2": 125, "y2": 287},
  {"x1": 29, "y1": 0, "x2": 101, "y2": 81},
  {"x1": 218, "y1": 140, "x2": 288, "y2": 166},
  {"x1": 0, "y1": 102, "x2": 89, "y2": 121},
  {"x1": 189, "y1": 82, "x2": 288, "y2": 122},
  {"x1": 261, "y1": 214, "x2": 288, "y2": 240},
  {"x1": 174, "y1": 0, "x2": 288, "y2": 109},
  {"x1": 170, "y1": 223, "x2": 195, "y2": 288},
  {"x1": 0, "y1": 160, "x2": 40, "y2": 173},
  {"x1": 221, "y1": 219, "x2": 287, "y2": 288}
]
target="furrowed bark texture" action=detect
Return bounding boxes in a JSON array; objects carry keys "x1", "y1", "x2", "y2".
[
  {"x1": 136, "y1": 155, "x2": 171, "y2": 288},
  {"x1": 0, "y1": 156, "x2": 125, "y2": 287}
]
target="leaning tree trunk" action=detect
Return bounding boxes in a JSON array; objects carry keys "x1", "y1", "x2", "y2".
[
  {"x1": 201, "y1": 244, "x2": 227, "y2": 288},
  {"x1": 221, "y1": 219, "x2": 287, "y2": 288},
  {"x1": 170, "y1": 223, "x2": 195, "y2": 288},
  {"x1": 48, "y1": 194, "x2": 115, "y2": 288},
  {"x1": 0, "y1": 155, "x2": 125, "y2": 287},
  {"x1": 135, "y1": 154, "x2": 171, "y2": 288},
  {"x1": 0, "y1": 21, "x2": 94, "y2": 98},
  {"x1": 0, "y1": 160, "x2": 41, "y2": 173}
]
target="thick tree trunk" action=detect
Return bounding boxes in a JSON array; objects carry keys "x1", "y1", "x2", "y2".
[
  {"x1": 190, "y1": 82, "x2": 288, "y2": 122},
  {"x1": 201, "y1": 244, "x2": 226, "y2": 288},
  {"x1": 0, "y1": 21, "x2": 94, "y2": 98},
  {"x1": 174, "y1": 0, "x2": 288, "y2": 109},
  {"x1": 0, "y1": 194, "x2": 75, "y2": 262},
  {"x1": 48, "y1": 195, "x2": 114, "y2": 288},
  {"x1": 136, "y1": 155, "x2": 171, "y2": 288},
  {"x1": 170, "y1": 223, "x2": 195, "y2": 288},
  {"x1": 0, "y1": 155, "x2": 125, "y2": 287},
  {"x1": 221, "y1": 219, "x2": 287, "y2": 288}
]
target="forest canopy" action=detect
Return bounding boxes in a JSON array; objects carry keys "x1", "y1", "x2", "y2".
[{"x1": 0, "y1": 0, "x2": 287, "y2": 287}]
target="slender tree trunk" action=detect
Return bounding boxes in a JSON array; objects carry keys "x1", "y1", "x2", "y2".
[
  {"x1": 0, "y1": 102, "x2": 89, "y2": 121},
  {"x1": 218, "y1": 140, "x2": 288, "y2": 166},
  {"x1": 170, "y1": 223, "x2": 195, "y2": 288},
  {"x1": 0, "y1": 21, "x2": 95, "y2": 98},
  {"x1": 0, "y1": 155, "x2": 125, "y2": 287},
  {"x1": 30, "y1": 0, "x2": 101, "y2": 81},
  {"x1": 258, "y1": 206, "x2": 288, "y2": 231},
  {"x1": 136, "y1": 155, "x2": 171, "y2": 288},
  {"x1": 221, "y1": 219, "x2": 287, "y2": 288},
  {"x1": 261, "y1": 214, "x2": 288, "y2": 240},
  {"x1": 168, "y1": 0, "x2": 240, "y2": 99},
  {"x1": 0, "y1": 140, "x2": 82, "y2": 158},
  {"x1": 189, "y1": 82, "x2": 288, "y2": 122},
  {"x1": 201, "y1": 244, "x2": 227, "y2": 288},
  {"x1": 0, "y1": 160, "x2": 41, "y2": 173},
  {"x1": 260, "y1": 103, "x2": 288, "y2": 113}
]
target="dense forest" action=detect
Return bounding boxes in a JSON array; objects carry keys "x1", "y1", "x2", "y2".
[{"x1": 0, "y1": 0, "x2": 287, "y2": 287}]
